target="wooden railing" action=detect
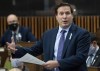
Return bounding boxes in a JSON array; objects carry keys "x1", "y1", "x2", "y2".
[
  {"x1": 0, "y1": 16, "x2": 100, "y2": 39},
  {"x1": 88, "y1": 67, "x2": 100, "y2": 71}
]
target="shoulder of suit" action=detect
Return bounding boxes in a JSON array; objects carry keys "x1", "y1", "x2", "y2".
[
  {"x1": 44, "y1": 27, "x2": 58, "y2": 34},
  {"x1": 19, "y1": 26, "x2": 30, "y2": 32},
  {"x1": 70, "y1": 24, "x2": 88, "y2": 34}
]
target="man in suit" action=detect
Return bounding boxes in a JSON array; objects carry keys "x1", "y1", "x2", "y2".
[
  {"x1": 0, "y1": 14, "x2": 37, "y2": 71},
  {"x1": 7, "y1": 3, "x2": 90, "y2": 71},
  {"x1": 86, "y1": 34, "x2": 100, "y2": 67},
  {"x1": 1, "y1": 14, "x2": 37, "y2": 46}
]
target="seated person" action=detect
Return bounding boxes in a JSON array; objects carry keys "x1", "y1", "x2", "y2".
[
  {"x1": 86, "y1": 33, "x2": 100, "y2": 67},
  {"x1": 1, "y1": 14, "x2": 37, "y2": 46},
  {"x1": 0, "y1": 14, "x2": 37, "y2": 70}
]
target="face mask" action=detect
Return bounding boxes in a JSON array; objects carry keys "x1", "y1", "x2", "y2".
[{"x1": 8, "y1": 23, "x2": 18, "y2": 31}]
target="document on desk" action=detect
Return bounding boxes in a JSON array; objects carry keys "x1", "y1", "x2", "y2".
[{"x1": 19, "y1": 53, "x2": 45, "y2": 65}]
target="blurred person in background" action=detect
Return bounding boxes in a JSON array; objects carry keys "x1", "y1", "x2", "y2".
[
  {"x1": 1, "y1": 14, "x2": 37, "y2": 46},
  {"x1": 0, "y1": 14, "x2": 37, "y2": 71},
  {"x1": 86, "y1": 33, "x2": 100, "y2": 67}
]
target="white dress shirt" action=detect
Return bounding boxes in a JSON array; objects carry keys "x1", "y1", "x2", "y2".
[{"x1": 54, "y1": 26, "x2": 71, "y2": 60}]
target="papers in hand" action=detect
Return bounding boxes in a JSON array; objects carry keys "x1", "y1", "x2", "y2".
[{"x1": 19, "y1": 53, "x2": 45, "y2": 65}]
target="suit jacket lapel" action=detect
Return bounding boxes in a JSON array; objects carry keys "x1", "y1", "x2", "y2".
[
  {"x1": 50, "y1": 28, "x2": 58, "y2": 59},
  {"x1": 7, "y1": 30, "x2": 13, "y2": 42},
  {"x1": 62, "y1": 24, "x2": 77, "y2": 58}
]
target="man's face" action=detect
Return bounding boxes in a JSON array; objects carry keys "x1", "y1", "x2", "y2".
[
  {"x1": 56, "y1": 6, "x2": 73, "y2": 29},
  {"x1": 91, "y1": 40, "x2": 97, "y2": 48},
  {"x1": 7, "y1": 15, "x2": 19, "y2": 31}
]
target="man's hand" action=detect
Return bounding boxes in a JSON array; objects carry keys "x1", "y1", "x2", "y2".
[
  {"x1": 42, "y1": 60, "x2": 60, "y2": 70},
  {"x1": 6, "y1": 37, "x2": 17, "y2": 53}
]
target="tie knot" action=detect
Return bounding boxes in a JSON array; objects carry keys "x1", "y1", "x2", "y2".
[
  {"x1": 61, "y1": 30, "x2": 66, "y2": 34},
  {"x1": 89, "y1": 54, "x2": 93, "y2": 57}
]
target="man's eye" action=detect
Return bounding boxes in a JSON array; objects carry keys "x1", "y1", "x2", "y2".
[
  {"x1": 65, "y1": 12, "x2": 71, "y2": 15},
  {"x1": 59, "y1": 12, "x2": 64, "y2": 15}
]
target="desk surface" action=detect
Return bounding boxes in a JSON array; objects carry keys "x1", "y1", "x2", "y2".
[
  {"x1": 16, "y1": 42, "x2": 35, "y2": 47},
  {"x1": 88, "y1": 67, "x2": 100, "y2": 71}
]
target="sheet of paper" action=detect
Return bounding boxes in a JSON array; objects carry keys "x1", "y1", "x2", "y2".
[{"x1": 19, "y1": 53, "x2": 45, "y2": 65}]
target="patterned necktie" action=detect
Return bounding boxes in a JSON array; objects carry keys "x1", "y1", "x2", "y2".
[
  {"x1": 56, "y1": 30, "x2": 66, "y2": 71},
  {"x1": 87, "y1": 54, "x2": 93, "y2": 67},
  {"x1": 57, "y1": 30, "x2": 66, "y2": 60},
  {"x1": 13, "y1": 33, "x2": 16, "y2": 43},
  {"x1": 87, "y1": 46, "x2": 96, "y2": 67}
]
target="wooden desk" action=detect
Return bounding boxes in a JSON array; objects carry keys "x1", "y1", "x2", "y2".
[
  {"x1": 88, "y1": 67, "x2": 100, "y2": 71},
  {"x1": 17, "y1": 42, "x2": 43, "y2": 71},
  {"x1": 0, "y1": 47, "x2": 8, "y2": 67},
  {"x1": 17, "y1": 42, "x2": 34, "y2": 47}
]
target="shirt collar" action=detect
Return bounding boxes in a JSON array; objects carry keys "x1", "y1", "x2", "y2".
[{"x1": 58, "y1": 25, "x2": 71, "y2": 34}]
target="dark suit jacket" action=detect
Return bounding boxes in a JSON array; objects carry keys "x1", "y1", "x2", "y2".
[
  {"x1": 0, "y1": 26, "x2": 37, "y2": 46},
  {"x1": 91, "y1": 48, "x2": 100, "y2": 67},
  {"x1": 13, "y1": 23, "x2": 90, "y2": 71}
]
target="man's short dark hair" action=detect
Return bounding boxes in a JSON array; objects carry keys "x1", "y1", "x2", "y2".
[{"x1": 54, "y1": 2, "x2": 74, "y2": 15}]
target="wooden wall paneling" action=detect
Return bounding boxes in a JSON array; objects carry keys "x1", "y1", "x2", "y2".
[
  {"x1": 84, "y1": 16, "x2": 87, "y2": 30},
  {"x1": 28, "y1": 16, "x2": 32, "y2": 32},
  {"x1": 40, "y1": 16, "x2": 44, "y2": 37},
  {"x1": 3, "y1": 17, "x2": 7, "y2": 32},
  {"x1": 53, "y1": 17, "x2": 57, "y2": 27},
  {"x1": 44, "y1": 16, "x2": 47, "y2": 32},
  {"x1": 34, "y1": 16, "x2": 38, "y2": 39},
  {"x1": 31, "y1": 17, "x2": 35, "y2": 36},
  {"x1": 49, "y1": 16, "x2": 52, "y2": 29},
  {"x1": 18, "y1": 16, "x2": 22, "y2": 25},
  {"x1": 47, "y1": 16, "x2": 50, "y2": 30},
  {"x1": 90, "y1": 16, "x2": 93, "y2": 32},
  {"x1": 93, "y1": 16, "x2": 97, "y2": 33},
  {"x1": 37, "y1": 16, "x2": 41, "y2": 39},
  {"x1": 0, "y1": 17, "x2": 3, "y2": 38},
  {"x1": 87, "y1": 16, "x2": 90, "y2": 32},
  {"x1": 25, "y1": 17, "x2": 28, "y2": 27},
  {"x1": 77, "y1": 16, "x2": 81, "y2": 27},
  {"x1": 91, "y1": 16, "x2": 93, "y2": 32},
  {"x1": 81, "y1": 16, "x2": 84, "y2": 28},
  {"x1": 74, "y1": 16, "x2": 78, "y2": 24},
  {"x1": 0, "y1": 16, "x2": 100, "y2": 40},
  {"x1": 97, "y1": 16, "x2": 100, "y2": 29},
  {"x1": 22, "y1": 17, "x2": 25, "y2": 27}
]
